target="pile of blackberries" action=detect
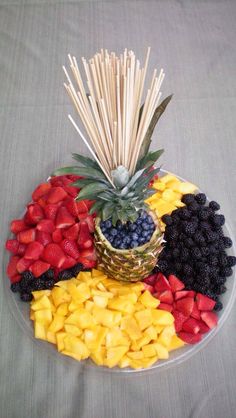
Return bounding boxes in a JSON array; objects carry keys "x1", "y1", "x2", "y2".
[{"x1": 156, "y1": 193, "x2": 236, "y2": 310}]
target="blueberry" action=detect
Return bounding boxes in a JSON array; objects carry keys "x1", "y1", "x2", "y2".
[
  {"x1": 146, "y1": 234, "x2": 152, "y2": 242},
  {"x1": 110, "y1": 228, "x2": 118, "y2": 236},
  {"x1": 123, "y1": 236, "x2": 131, "y2": 245},
  {"x1": 113, "y1": 238, "x2": 121, "y2": 248},
  {"x1": 104, "y1": 220, "x2": 112, "y2": 229},
  {"x1": 135, "y1": 226, "x2": 142, "y2": 235},
  {"x1": 136, "y1": 218, "x2": 143, "y2": 225},
  {"x1": 141, "y1": 222, "x2": 150, "y2": 230},
  {"x1": 129, "y1": 224, "x2": 137, "y2": 231},
  {"x1": 119, "y1": 243, "x2": 127, "y2": 249},
  {"x1": 131, "y1": 232, "x2": 139, "y2": 241},
  {"x1": 146, "y1": 215, "x2": 153, "y2": 224},
  {"x1": 130, "y1": 241, "x2": 139, "y2": 248},
  {"x1": 138, "y1": 237, "x2": 146, "y2": 245},
  {"x1": 142, "y1": 230, "x2": 149, "y2": 238},
  {"x1": 140, "y1": 211, "x2": 148, "y2": 220}
]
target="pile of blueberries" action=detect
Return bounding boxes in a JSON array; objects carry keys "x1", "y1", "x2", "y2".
[
  {"x1": 155, "y1": 193, "x2": 236, "y2": 311},
  {"x1": 10, "y1": 263, "x2": 84, "y2": 302},
  {"x1": 100, "y1": 210, "x2": 156, "y2": 249}
]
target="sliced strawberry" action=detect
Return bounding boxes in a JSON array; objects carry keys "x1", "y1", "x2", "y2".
[
  {"x1": 47, "y1": 187, "x2": 68, "y2": 204},
  {"x1": 25, "y1": 241, "x2": 44, "y2": 260},
  {"x1": 173, "y1": 310, "x2": 188, "y2": 332},
  {"x1": 157, "y1": 290, "x2": 174, "y2": 304},
  {"x1": 175, "y1": 290, "x2": 196, "y2": 301},
  {"x1": 143, "y1": 274, "x2": 157, "y2": 286},
  {"x1": 32, "y1": 182, "x2": 51, "y2": 201},
  {"x1": 36, "y1": 230, "x2": 52, "y2": 246},
  {"x1": 79, "y1": 248, "x2": 97, "y2": 261},
  {"x1": 182, "y1": 318, "x2": 200, "y2": 335},
  {"x1": 158, "y1": 303, "x2": 173, "y2": 312},
  {"x1": 55, "y1": 207, "x2": 75, "y2": 229},
  {"x1": 200, "y1": 311, "x2": 218, "y2": 329},
  {"x1": 77, "y1": 256, "x2": 96, "y2": 269},
  {"x1": 17, "y1": 228, "x2": 36, "y2": 244},
  {"x1": 36, "y1": 219, "x2": 55, "y2": 234},
  {"x1": 76, "y1": 201, "x2": 88, "y2": 214},
  {"x1": 78, "y1": 212, "x2": 89, "y2": 221},
  {"x1": 37, "y1": 197, "x2": 48, "y2": 209},
  {"x1": 10, "y1": 219, "x2": 27, "y2": 234},
  {"x1": 176, "y1": 297, "x2": 194, "y2": 317},
  {"x1": 197, "y1": 320, "x2": 210, "y2": 334},
  {"x1": 178, "y1": 331, "x2": 202, "y2": 344},
  {"x1": 61, "y1": 239, "x2": 80, "y2": 259},
  {"x1": 196, "y1": 293, "x2": 216, "y2": 311},
  {"x1": 77, "y1": 221, "x2": 93, "y2": 249},
  {"x1": 154, "y1": 273, "x2": 171, "y2": 292},
  {"x1": 50, "y1": 176, "x2": 64, "y2": 187},
  {"x1": 43, "y1": 243, "x2": 66, "y2": 268},
  {"x1": 16, "y1": 257, "x2": 33, "y2": 273},
  {"x1": 67, "y1": 174, "x2": 82, "y2": 182},
  {"x1": 29, "y1": 260, "x2": 50, "y2": 278},
  {"x1": 83, "y1": 215, "x2": 95, "y2": 233},
  {"x1": 168, "y1": 274, "x2": 185, "y2": 292},
  {"x1": 64, "y1": 185, "x2": 78, "y2": 198},
  {"x1": 52, "y1": 229, "x2": 63, "y2": 243},
  {"x1": 44, "y1": 204, "x2": 60, "y2": 221},
  {"x1": 26, "y1": 203, "x2": 44, "y2": 224},
  {"x1": 17, "y1": 243, "x2": 27, "y2": 256},
  {"x1": 61, "y1": 256, "x2": 77, "y2": 269},
  {"x1": 83, "y1": 199, "x2": 95, "y2": 210},
  {"x1": 5, "y1": 239, "x2": 19, "y2": 254},
  {"x1": 64, "y1": 197, "x2": 79, "y2": 217},
  {"x1": 11, "y1": 274, "x2": 21, "y2": 284},
  {"x1": 7, "y1": 256, "x2": 20, "y2": 278},
  {"x1": 63, "y1": 223, "x2": 80, "y2": 241},
  {"x1": 143, "y1": 283, "x2": 155, "y2": 293},
  {"x1": 191, "y1": 302, "x2": 201, "y2": 320}
]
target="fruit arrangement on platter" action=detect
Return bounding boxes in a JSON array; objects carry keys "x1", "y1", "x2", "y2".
[{"x1": 4, "y1": 48, "x2": 236, "y2": 370}]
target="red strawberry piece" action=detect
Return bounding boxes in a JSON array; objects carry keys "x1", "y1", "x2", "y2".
[
  {"x1": 79, "y1": 248, "x2": 97, "y2": 261},
  {"x1": 61, "y1": 239, "x2": 80, "y2": 259},
  {"x1": 182, "y1": 318, "x2": 200, "y2": 335},
  {"x1": 143, "y1": 283, "x2": 155, "y2": 293},
  {"x1": 175, "y1": 290, "x2": 196, "y2": 301},
  {"x1": 44, "y1": 204, "x2": 60, "y2": 221},
  {"x1": 17, "y1": 228, "x2": 36, "y2": 244},
  {"x1": 27, "y1": 203, "x2": 44, "y2": 224},
  {"x1": 29, "y1": 260, "x2": 51, "y2": 278},
  {"x1": 64, "y1": 197, "x2": 79, "y2": 217},
  {"x1": 36, "y1": 231, "x2": 52, "y2": 246},
  {"x1": 17, "y1": 243, "x2": 27, "y2": 256},
  {"x1": 196, "y1": 293, "x2": 216, "y2": 311},
  {"x1": 24, "y1": 211, "x2": 35, "y2": 226},
  {"x1": 76, "y1": 201, "x2": 88, "y2": 214},
  {"x1": 36, "y1": 219, "x2": 55, "y2": 234},
  {"x1": 197, "y1": 320, "x2": 210, "y2": 334},
  {"x1": 67, "y1": 175, "x2": 82, "y2": 182},
  {"x1": 5, "y1": 239, "x2": 19, "y2": 254},
  {"x1": 172, "y1": 310, "x2": 188, "y2": 332},
  {"x1": 61, "y1": 256, "x2": 77, "y2": 269},
  {"x1": 64, "y1": 185, "x2": 78, "y2": 198},
  {"x1": 78, "y1": 212, "x2": 89, "y2": 221},
  {"x1": 154, "y1": 273, "x2": 171, "y2": 292},
  {"x1": 7, "y1": 256, "x2": 20, "y2": 278},
  {"x1": 77, "y1": 221, "x2": 93, "y2": 249},
  {"x1": 16, "y1": 257, "x2": 33, "y2": 273},
  {"x1": 83, "y1": 215, "x2": 95, "y2": 233},
  {"x1": 11, "y1": 219, "x2": 27, "y2": 234},
  {"x1": 77, "y1": 256, "x2": 96, "y2": 269},
  {"x1": 158, "y1": 303, "x2": 173, "y2": 312},
  {"x1": 50, "y1": 176, "x2": 64, "y2": 187},
  {"x1": 47, "y1": 187, "x2": 68, "y2": 204},
  {"x1": 143, "y1": 274, "x2": 157, "y2": 286},
  {"x1": 63, "y1": 223, "x2": 80, "y2": 241},
  {"x1": 37, "y1": 197, "x2": 48, "y2": 209},
  {"x1": 11, "y1": 274, "x2": 21, "y2": 284},
  {"x1": 55, "y1": 207, "x2": 75, "y2": 229},
  {"x1": 32, "y1": 182, "x2": 51, "y2": 201},
  {"x1": 52, "y1": 229, "x2": 63, "y2": 243},
  {"x1": 24, "y1": 241, "x2": 44, "y2": 260},
  {"x1": 157, "y1": 290, "x2": 174, "y2": 304},
  {"x1": 168, "y1": 274, "x2": 185, "y2": 292},
  {"x1": 83, "y1": 199, "x2": 95, "y2": 210},
  {"x1": 176, "y1": 297, "x2": 194, "y2": 317},
  {"x1": 43, "y1": 243, "x2": 66, "y2": 268},
  {"x1": 178, "y1": 331, "x2": 202, "y2": 344},
  {"x1": 191, "y1": 302, "x2": 201, "y2": 320},
  {"x1": 200, "y1": 311, "x2": 218, "y2": 329}
]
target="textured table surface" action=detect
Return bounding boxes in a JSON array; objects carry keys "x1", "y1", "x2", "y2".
[{"x1": 0, "y1": 1, "x2": 236, "y2": 417}]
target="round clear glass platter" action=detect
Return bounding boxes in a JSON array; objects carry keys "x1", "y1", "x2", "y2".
[{"x1": 3, "y1": 169, "x2": 236, "y2": 374}]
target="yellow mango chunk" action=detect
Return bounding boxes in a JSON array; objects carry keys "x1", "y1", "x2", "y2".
[
  {"x1": 132, "y1": 335, "x2": 151, "y2": 350},
  {"x1": 56, "y1": 332, "x2": 67, "y2": 352},
  {"x1": 139, "y1": 291, "x2": 160, "y2": 308},
  {"x1": 34, "y1": 322, "x2": 47, "y2": 340},
  {"x1": 48, "y1": 314, "x2": 65, "y2": 333},
  {"x1": 30, "y1": 309, "x2": 35, "y2": 320},
  {"x1": 142, "y1": 344, "x2": 158, "y2": 358},
  {"x1": 92, "y1": 306, "x2": 115, "y2": 327},
  {"x1": 91, "y1": 269, "x2": 106, "y2": 278},
  {"x1": 144, "y1": 325, "x2": 158, "y2": 340},
  {"x1": 129, "y1": 356, "x2": 158, "y2": 369},
  {"x1": 169, "y1": 335, "x2": 185, "y2": 351},
  {"x1": 119, "y1": 292, "x2": 138, "y2": 304},
  {"x1": 153, "y1": 342, "x2": 169, "y2": 359},
  {"x1": 56, "y1": 302, "x2": 68, "y2": 316},
  {"x1": 162, "y1": 188, "x2": 180, "y2": 202},
  {"x1": 158, "y1": 325, "x2": 175, "y2": 347},
  {"x1": 32, "y1": 290, "x2": 51, "y2": 300},
  {"x1": 64, "y1": 335, "x2": 90, "y2": 360},
  {"x1": 151, "y1": 309, "x2": 174, "y2": 326},
  {"x1": 105, "y1": 346, "x2": 129, "y2": 368},
  {"x1": 85, "y1": 300, "x2": 94, "y2": 311},
  {"x1": 31, "y1": 295, "x2": 51, "y2": 311},
  {"x1": 121, "y1": 317, "x2": 142, "y2": 340},
  {"x1": 152, "y1": 181, "x2": 166, "y2": 191},
  {"x1": 64, "y1": 324, "x2": 82, "y2": 337},
  {"x1": 127, "y1": 351, "x2": 144, "y2": 360},
  {"x1": 173, "y1": 182, "x2": 197, "y2": 194},
  {"x1": 151, "y1": 200, "x2": 177, "y2": 217},
  {"x1": 68, "y1": 300, "x2": 84, "y2": 312},
  {"x1": 90, "y1": 347, "x2": 106, "y2": 366},
  {"x1": 106, "y1": 328, "x2": 130, "y2": 348},
  {"x1": 51, "y1": 287, "x2": 71, "y2": 307},
  {"x1": 66, "y1": 309, "x2": 95, "y2": 329},
  {"x1": 46, "y1": 331, "x2": 57, "y2": 344},
  {"x1": 34, "y1": 309, "x2": 52, "y2": 325},
  {"x1": 93, "y1": 295, "x2": 108, "y2": 308},
  {"x1": 77, "y1": 271, "x2": 92, "y2": 281},
  {"x1": 134, "y1": 309, "x2": 153, "y2": 330},
  {"x1": 161, "y1": 174, "x2": 179, "y2": 184},
  {"x1": 118, "y1": 356, "x2": 130, "y2": 368},
  {"x1": 174, "y1": 199, "x2": 185, "y2": 208},
  {"x1": 108, "y1": 297, "x2": 134, "y2": 314},
  {"x1": 97, "y1": 282, "x2": 107, "y2": 291}
]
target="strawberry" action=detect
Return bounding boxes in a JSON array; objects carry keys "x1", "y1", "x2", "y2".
[
  {"x1": 44, "y1": 204, "x2": 60, "y2": 221},
  {"x1": 37, "y1": 197, "x2": 47, "y2": 209},
  {"x1": 17, "y1": 243, "x2": 27, "y2": 256},
  {"x1": 67, "y1": 175, "x2": 81, "y2": 182},
  {"x1": 77, "y1": 256, "x2": 96, "y2": 269},
  {"x1": 36, "y1": 231, "x2": 52, "y2": 246},
  {"x1": 61, "y1": 256, "x2": 77, "y2": 269},
  {"x1": 64, "y1": 185, "x2": 78, "y2": 198},
  {"x1": 29, "y1": 260, "x2": 50, "y2": 278},
  {"x1": 154, "y1": 273, "x2": 171, "y2": 292},
  {"x1": 76, "y1": 201, "x2": 88, "y2": 214},
  {"x1": 63, "y1": 223, "x2": 80, "y2": 241},
  {"x1": 83, "y1": 199, "x2": 95, "y2": 210},
  {"x1": 200, "y1": 311, "x2": 218, "y2": 329},
  {"x1": 43, "y1": 243, "x2": 66, "y2": 268},
  {"x1": 158, "y1": 303, "x2": 173, "y2": 312},
  {"x1": 64, "y1": 197, "x2": 79, "y2": 217},
  {"x1": 168, "y1": 274, "x2": 185, "y2": 292},
  {"x1": 197, "y1": 320, "x2": 210, "y2": 334},
  {"x1": 52, "y1": 228, "x2": 63, "y2": 243},
  {"x1": 157, "y1": 290, "x2": 174, "y2": 304},
  {"x1": 143, "y1": 283, "x2": 155, "y2": 293},
  {"x1": 24, "y1": 241, "x2": 44, "y2": 260},
  {"x1": 55, "y1": 207, "x2": 75, "y2": 229},
  {"x1": 78, "y1": 212, "x2": 89, "y2": 221},
  {"x1": 191, "y1": 302, "x2": 201, "y2": 320},
  {"x1": 5, "y1": 239, "x2": 19, "y2": 254},
  {"x1": 24, "y1": 211, "x2": 35, "y2": 226},
  {"x1": 11, "y1": 274, "x2": 21, "y2": 284},
  {"x1": 79, "y1": 248, "x2": 97, "y2": 261},
  {"x1": 61, "y1": 239, "x2": 80, "y2": 259},
  {"x1": 178, "y1": 331, "x2": 202, "y2": 344},
  {"x1": 176, "y1": 297, "x2": 194, "y2": 317},
  {"x1": 83, "y1": 215, "x2": 95, "y2": 233},
  {"x1": 50, "y1": 176, "x2": 65, "y2": 187},
  {"x1": 10, "y1": 219, "x2": 27, "y2": 234},
  {"x1": 26, "y1": 203, "x2": 44, "y2": 224},
  {"x1": 36, "y1": 219, "x2": 55, "y2": 234},
  {"x1": 17, "y1": 228, "x2": 36, "y2": 244},
  {"x1": 77, "y1": 221, "x2": 93, "y2": 249},
  {"x1": 32, "y1": 182, "x2": 51, "y2": 201},
  {"x1": 143, "y1": 274, "x2": 157, "y2": 286},
  {"x1": 16, "y1": 257, "x2": 33, "y2": 273},
  {"x1": 182, "y1": 318, "x2": 200, "y2": 335},
  {"x1": 196, "y1": 293, "x2": 216, "y2": 311},
  {"x1": 47, "y1": 187, "x2": 68, "y2": 204},
  {"x1": 7, "y1": 256, "x2": 20, "y2": 278},
  {"x1": 172, "y1": 310, "x2": 188, "y2": 332},
  {"x1": 175, "y1": 290, "x2": 196, "y2": 301}
]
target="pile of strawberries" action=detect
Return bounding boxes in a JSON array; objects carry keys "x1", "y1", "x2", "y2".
[
  {"x1": 143, "y1": 273, "x2": 218, "y2": 344},
  {"x1": 6, "y1": 175, "x2": 97, "y2": 283}
]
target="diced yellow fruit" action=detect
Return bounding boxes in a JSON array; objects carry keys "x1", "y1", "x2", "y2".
[
  {"x1": 92, "y1": 306, "x2": 115, "y2": 327},
  {"x1": 134, "y1": 302, "x2": 145, "y2": 311},
  {"x1": 139, "y1": 291, "x2": 159, "y2": 308},
  {"x1": 62, "y1": 350, "x2": 82, "y2": 362},
  {"x1": 32, "y1": 290, "x2": 51, "y2": 300},
  {"x1": 167, "y1": 180, "x2": 181, "y2": 190},
  {"x1": 64, "y1": 324, "x2": 82, "y2": 337},
  {"x1": 118, "y1": 356, "x2": 130, "y2": 368},
  {"x1": 56, "y1": 303, "x2": 68, "y2": 316},
  {"x1": 142, "y1": 344, "x2": 158, "y2": 358},
  {"x1": 30, "y1": 309, "x2": 35, "y2": 320},
  {"x1": 129, "y1": 356, "x2": 158, "y2": 369},
  {"x1": 64, "y1": 335, "x2": 90, "y2": 360},
  {"x1": 93, "y1": 295, "x2": 108, "y2": 308},
  {"x1": 169, "y1": 335, "x2": 185, "y2": 351},
  {"x1": 48, "y1": 314, "x2": 64, "y2": 333},
  {"x1": 105, "y1": 346, "x2": 129, "y2": 368},
  {"x1": 90, "y1": 347, "x2": 106, "y2": 366},
  {"x1": 145, "y1": 191, "x2": 162, "y2": 203},
  {"x1": 56, "y1": 332, "x2": 67, "y2": 352},
  {"x1": 152, "y1": 200, "x2": 177, "y2": 217},
  {"x1": 153, "y1": 342, "x2": 169, "y2": 359},
  {"x1": 119, "y1": 292, "x2": 138, "y2": 304},
  {"x1": 108, "y1": 297, "x2": 134, "y2": 314},
  {"x1": 174, "y1": 199, "x2": 185, "y2": 208},
  {"x1": 47, "y1": 331, "x2": 57, "y2": 344},
  {"x1": 67, "y1": 309, "x2": 95, "y2": 329},
  {"x1": 34, "y1": 322, "x2": 47, "y2": 340},
  {"x1": 151, "y1": 309, "x2": 174, "y2": 326},
  {"x1": 174, "y1": 182, "x2": 197, "y2": 194},
  {"x1": 132, "y1": 335, "x2": 151, "y2": 350},
  {"x1": 78, "y1": 271, "x2": 92, "y2": 281},
  {"x1": 162, "y1": 188, "x2": 180, "y2": 202},
  {"x1": 34, "y1": 309, "x2": 52, "y2": 325},
  {"x1": 152, "y1": 181, "x2": 166, "y2": 191},
  {"x1": 31, "y1": 295, "x2": 51, "y2": 311},
  {"x1": 161, "y1": 174, "x2": 179, "y2": 184},
  {"x1": 155, "y1": 324, "x2": 165, "y2": 334},
  {"x1": 158, "y1": 325, "x2": 175, "y2": 347},
  {"x1": 91, "y1": 289, "x2": 113, "y2": 298},
  {"x1": 91, "y1": 269, "x2": 106, "y2": 278},
  {"x1": 51, "y1": 287, "x2": 71, "y2": 307},
  {"x1": 56, "y1": 279, "x2": 76, "y2": 290},
  {"x1": 120, "y1": 317, "x2": 142, "y2": 340},
  {"x1": 134, "y1": 309, "x2": 153, "y2": 330},
  {"x1": 127, "y1": 351, "x2": 144, "y2": 360},
  {"x1": 112, "y1": 312, "x2": 122, "y2": 325},
  {"x1": 144, "y1": 325, "x2": 157, "y2": 340},
  {"x1": 68, "y1": 300, "x2": 84, "y2": 312},
  {"x1": 84, "y1": 300, "x2": 94, "y2": 311},
  {"x1": 97, "y1": 282, "x2": 107, "y2": 291},
  {"x1": 67, "y1": 282, "x2": 90, "y2": 303},
  {"x1": 106, "y1": 328, "x2": 130, "y2": 348}
]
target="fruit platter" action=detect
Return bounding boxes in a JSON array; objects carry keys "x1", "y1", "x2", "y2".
[{"x1": 4, "y1": 49, "x2": 236, "y2": 371}]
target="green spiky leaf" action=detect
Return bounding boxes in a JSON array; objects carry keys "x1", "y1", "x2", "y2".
[
  {"x1": 137, "y1": 149, "x2": 164, "y2": 171},
  {"x1": 76, "y1": 182, "x2": 109, "y2": 201},
  {"x1": 72, "y1": 153, "x2": 100, "y2": 170},
  {"x1": 89, "y1": 200, "x2": 104, "y2": 215},
  {"x1": 52, "y1": 166, "x2": 107, "y2": 181}
]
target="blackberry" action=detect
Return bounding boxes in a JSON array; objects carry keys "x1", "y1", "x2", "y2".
[
  {"x1": 21, "y1": 271, "x2": 34, "y2": 281},
  {"x1": 172, "y1": 248, "x2": 180, "y2": 258},
  {"x1": 182, "y1": 194, "x2": 195, "y2": 205},
  {"x1": 179, "y1": 208, "x2": 191, "y2": 220},
  {"x1": 184, "y1": 237, "x2": 195, "y2": 248},
  {"x1": 211, "y1": 214, "x2": 225, "y2": 227},
  {"x1": 195, "y1": 193, "x2": 206, "y2": 205},
  {"x1": 183, "y1": 222, "x2": 196, "y2": 236},
  {"x1": 198, "y1": 263, "x2": 210, "y2": 276},
  {"x1": 218, "y1": 253, "x2": 228, "y2": 267},
  {"x1": 44, "y1": 269, "x2": 54, "y2": 280},
  {"x1": 32, "y1": 279, "x2": 46, "y2": 291},
  {"x1": 194, "y1": 231, "x2": 205, "y2": 245},
  {"x1": 10, "y1": 282, "x2": 20, "y2": 293},
  {"x1": 208, "y1": 256, "x2": 219, "y2": 266},
  {"x1": 216, "y1": 276, "x2": 227, "y2": 285},
  {"x1": 222, "y1": 236, "x2": 232, "y2": 248},
  {"x1": 45, "y1": 279, "x2": 55, "y2": 289},
  {"x1": 191, "y1": 247, "x2": 202, "y2": 259},
  {"x1": 200, "y1": 246, "x2": 211, "y2": 257},
  {"x1": 20, "y1": 276, "x2": 33, "y2": 291},
  {"x1": 221, "y1": 267, "x2": 233, "y2": 277},
  {"x1": 198, "y1": 207, "x2": 211, "y2": 220},
  {"x1": 58, "y1": 270, "x2": 73, "y2": 281},
  {"x1": 219, "y1": 285, "x2": 227, "y2": 293},
  {"x1": 71, "y1": 263, "x2": 83, "y2": 276},
  {"x1": 227, "y1": 256, "x2": 236, "y2": 267},
  {"x1": 214, "y1": 300, "x2": 223, "y2": 311},
  {"x1": 20, "y1": 293, "x2": 33, "y2": 302},
  {"x1": 197, "y1": 276, "x2": 211, "y2": 287},
  {"x1": 188, "y1": 202, "x2": 200, "y2": 213},
  {"x1": 213, "y1": 285, "x2": 223, "y2": 295},
  {"x1": 162, "y1": 214, "x2": 173, "y2": 225},
  {"x1": 174, "y1": 262, "x2": 182, "y2": 272},
  {"x1": 199, "y1": 221, "x2": 211, "y2": 231},
  {"x1": 183, "y1": 264, "x2": 193, "y2": 276},
  {"x1": 157, "y1": 259, "x2": 169, "y2": 271},
  {"x1": 180, "y1": 248, "x2": 189, "y2": 262},
  {"x1": 205, "y1": 230, "x2": 218, "y2": 243},
  {"x1": 209, "y1": 201, "x2": 220, "y2": 211}
]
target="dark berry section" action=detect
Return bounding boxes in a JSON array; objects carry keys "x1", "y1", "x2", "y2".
[{"x1": 156, "y1": 193, "x2": 236, "y2": 310}]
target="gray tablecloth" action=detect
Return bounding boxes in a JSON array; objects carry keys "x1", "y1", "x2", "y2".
[{"x1": 0, "y1": 1, "x2": 236, "y2": 417}]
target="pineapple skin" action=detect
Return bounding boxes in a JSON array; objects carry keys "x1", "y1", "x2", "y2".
[{"x1": 94, "y1": 214, "x2": 163, "y2": 282}]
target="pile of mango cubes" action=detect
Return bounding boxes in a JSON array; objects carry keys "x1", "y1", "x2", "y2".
[{"x1": 30, "y1": 269, "x2": 184, "y2": 369}]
